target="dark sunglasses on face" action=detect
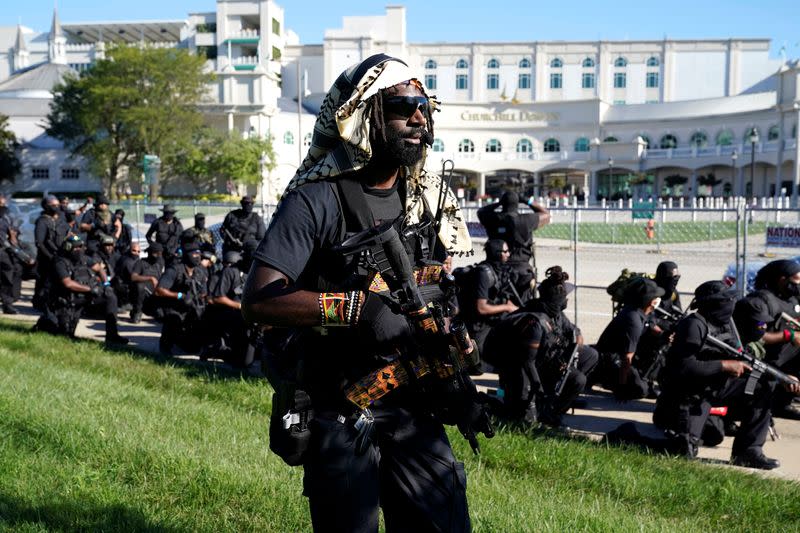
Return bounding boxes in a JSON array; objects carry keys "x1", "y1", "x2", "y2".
[{"x1": 384, "y1": 95, "x2": 429, "y2": 118}]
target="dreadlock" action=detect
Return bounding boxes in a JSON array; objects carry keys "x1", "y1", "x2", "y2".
[{"x1": 543, "y1": 265, "x2": 570, "y2": 284}]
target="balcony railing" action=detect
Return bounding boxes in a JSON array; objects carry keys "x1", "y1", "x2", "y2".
[{"x1": 230, "y1": 29, "x2": 259, "y2": 39}]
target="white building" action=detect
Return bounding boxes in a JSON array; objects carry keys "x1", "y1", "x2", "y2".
[{"x1": 0, "y1": 3, "x2": 798, "y2": 203}]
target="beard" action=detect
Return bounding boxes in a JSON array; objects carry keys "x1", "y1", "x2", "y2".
[{"x1": 374, "y1": 126, "x2": 430, "y2": 167}]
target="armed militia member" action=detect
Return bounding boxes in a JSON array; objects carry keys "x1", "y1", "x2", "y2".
[
  {"x1": 129, "y1": 242, "x2": 165, "y2": 323},
  {"x1": 79, "y1": 195, "x2": 120, "y2": 253},
  {"x1": 146, "y1": 204, "x2": 183, "y2": 265},
  {"x1": 203, "y1": 251, "x2": 251, "y2": 366},
  {"x1": 734, "y1": 259, "x2": 800, "y2": 419},
  {"x1": 113, "y1": 209, "x2": 133, "y2": 255},
  {"x1": 182, "y1": 212, "x2": 215, "y2": 251},
  {"x1": 243, "y1": 54, "x2": 481, "y2": 532},
  {"x1": 155, "y1": 242, "x2": 207, "y2": 354},
  {"x1": 33, "y1": 195, "x2": 69, "y2": 310},
  {"x1": 35, "y1": 235, "x2": 128, "y2": 345},
  {"x1": 221, "y1": 196, "x2": 265, "y2": 254},
  {"x1": 114, "y1": 241, "x2": 141, "y2": 312},
  {"x1": 463, "y1": 239, "x2": 519, "y2": 354},
  {"x1": 0, "y1": 204, "x2": 33, "y2": 314},
  {"x1": 595, "y1": 277, "x2": 664, "y2": 401},
  {"x1": 477, "y1": 190, "x2": 550, "y2": 299},
  {"x1": 655, "y1": 281, "x2": 800, "y2": 469}
]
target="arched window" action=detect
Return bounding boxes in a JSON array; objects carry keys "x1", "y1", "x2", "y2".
[
  {"x1": 550, "y1": 58, "x2": 563, "y2": 68},
  {"x1": 432, "y1": 138, "x2": 445, "y2": 152},
  {"x1": 303, "y1": 133, "x2": 312, "y2": 147},
  {"x1": 283, "y1": 131, "x2": 294, "y2": 145},
  {"x1": 516, "y1": 138, "x2": 533, "y2": 153},
  {"x1": 582, "y1": 57, "x2": 595, "y2": 68},
  {"x1": 659, "y1": 134, "x2": 678, "y2": 149},
  {"x1": 574, "y1": 137, "x2": 591, "y2": 152},
  {"x1": 614, "y1": 56, "x2": 628, "y2": 67},
  {"x1": 519, "y1": 58, "x2": 531, "y2": 68},
  {"x1": 425, "y1": 59, "x2": 437, "y2": 69},
  {"x1": 543, "y1": 138, "x2": 561, "y2": 152},
  {"x1": 458, "y1": 139, "x2": 474, "y2": 153},
  {"x1": 646, "y1": 56, "x2": 660, "y2": 67},
  {"x1": 456, "y1": 58, "x2": 469, "y2": 69},
  {"x1": 485, "y1": 139, "x2": 502, "y2": 152},
  {"x1": 768, "y1": 125, "x2": 780, "y2": 141},
  {"x1": 637, "y1": 134, "x2": 652, "y2": 149},
  {"x1": 487, "y1": 58, "x2": 500, "y2": 69},
  {"x1": 689, "y1": 131, "x2": 708, "y2": 148},
  {"x1": 716, "y1": 129, "x2": 734, "y2": 146},
  {"x1": 603, "y1": 136, "x2": 618, "y2": 143}
]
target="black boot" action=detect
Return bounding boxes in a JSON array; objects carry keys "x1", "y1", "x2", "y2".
[{"x1": 105, "y1": 315, "x2": 129, "y2": 345}]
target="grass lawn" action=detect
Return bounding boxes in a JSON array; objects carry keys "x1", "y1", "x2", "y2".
[
  {"x1": 1, "y1": 321, "x2": 799, "y2": 532},
  {"x1": 535, "y1": 221, "x2": 767, "y2": 245}
]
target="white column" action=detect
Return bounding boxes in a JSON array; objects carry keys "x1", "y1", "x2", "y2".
[
  {"x1": 476, "y1": 172, "x2": 485, "y2": 198},
  {"x1": 227, "y1": 112, "x2": 234, "y2": 132}
]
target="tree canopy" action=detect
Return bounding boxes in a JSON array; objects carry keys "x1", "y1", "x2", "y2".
[{"x1": 0, "y1": 114, "x2": 20, "y2": 182}]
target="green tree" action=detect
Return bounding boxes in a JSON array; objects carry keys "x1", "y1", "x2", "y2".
[
  {"x1": 0, "y1": 114, "x2": 20, "y2": 182},
  {"x1": 47, "y1": 45, "x2": 213, "y2": 199}
]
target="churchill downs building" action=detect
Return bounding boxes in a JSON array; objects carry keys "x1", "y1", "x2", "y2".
[{"x1": 0, "y1": 3, "x2": 798, "y2": 203}]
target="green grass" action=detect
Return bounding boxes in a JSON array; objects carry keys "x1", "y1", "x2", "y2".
[
  {"x1": 536, "y1": 221, "x2": 767, "y2": 244},
  {"x1": 1, "y1": 321, "x2": 799, "y2": 532}
]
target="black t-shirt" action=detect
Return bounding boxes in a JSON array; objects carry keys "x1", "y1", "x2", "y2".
[
  {"x1": 211, "y1": 265, "x2": 244, "y2": 301},
  {"x1": 116, "y1": 254, "x2": 139, "y2": 283},
  {"x1": 133, "y1": 257, "x2": 164, "y2": 280},
  {"x1": 662, "y1": 314, "x2": 726, "y2": 390},
  {"x1": 158, "y1": 264, "x2": 208, "y2": 296},
  {"x1": 478, "y1": 206, "x2": 541, "y2": 264},
  {"x1": 53, "y1": 254, "x2": 96, "y2": 297},
  {"x1": 146, "y1": 218, "x2": 184, "y2": 254},
  {"x1": 596, "y1": 306, "x2": 647, "y2": 356}
]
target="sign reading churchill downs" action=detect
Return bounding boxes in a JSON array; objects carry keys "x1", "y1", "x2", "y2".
[{"x1": 459, "y1": 110, "x2": 560, "y2": 123}]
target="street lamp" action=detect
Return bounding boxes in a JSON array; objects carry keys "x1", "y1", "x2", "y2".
[
  {"x1": 748, "y1": 128, "x2": 759, "y2": 198},
  {"x1": 607, "y1": 157, "x2": 614, "y2": 200},
  {"x1": 731, "y1": 149, "x2": 738, "y2": 198}
]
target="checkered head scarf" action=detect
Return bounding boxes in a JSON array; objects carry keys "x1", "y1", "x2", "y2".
[{"x1": 281, "y1": 53, "x2": 473, "y2": 256}]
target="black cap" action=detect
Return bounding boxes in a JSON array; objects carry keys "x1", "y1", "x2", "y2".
[
  {"x1": 100, "y1": 234, "x2": 115, "y2": 245},
  {"x1": 147, "y1": 242, "x2": 164, "y2": 253},
  {"x1": 195, "y1": 212, "x2": 205, "y2": 220},
  {"x1": 161, "y1": 204, "x2": 177, "y2": 213},
  {"x1": 500, "y1": 191, "x2": 519, "y2": 210},
  {"x1": 224, "y1": 251, "x2": 242, "y2": 264},
  {"x1": 182, "y1": 242, "x2": 200, "y2": 254},
  {"x1": 655, "y1": 261, "x2": 679, "y2": 281},
  {"x1": 97, "y1": 195, "x2": 110, "y2": 205},
  {"x1": 623, "y1": 277, "x2": 665, "y2": 306},
  {"x1": 241, "y1": 195, "x2": 254, "y2": 204},
  {"x1": 694, "y1": 280, "x2": 737, "y2": 303},
  {"x1": 115, "y1": 208, "x2": 125, "y2": 217}
]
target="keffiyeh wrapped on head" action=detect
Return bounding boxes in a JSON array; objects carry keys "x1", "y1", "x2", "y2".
[{"x1": 281, "y1": 53, "x2": 473, "y2": 256}]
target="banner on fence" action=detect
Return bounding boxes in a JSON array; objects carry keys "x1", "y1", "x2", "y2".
[{"x1": 765, "y1": 225, "x2": 800, "y2": 248}]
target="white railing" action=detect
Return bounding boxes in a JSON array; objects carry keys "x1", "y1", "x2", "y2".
[
  {"x1": 231, "y1": 55, "x2": 259, "y2": 66},
  {"x1": 229, "y1": 29, "x2": 259, "y2": 39}
]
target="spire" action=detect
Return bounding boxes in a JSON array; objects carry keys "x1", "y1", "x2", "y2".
[
  {"x1": 15, "y1": 24, "x2": 27, "y2": 52},
  {"x1": 50, "y1": 8, "x2": 63, "y2": 39}
]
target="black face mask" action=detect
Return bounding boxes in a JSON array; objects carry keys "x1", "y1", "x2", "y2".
[
  {"x1": 196, "y1": 220, "x2": 205, "y2": 230},
  {"x1": 183, "y1": 253, "x2": 201, "y2": 267},
  {"x1": 148, "y1": 254, "x2": 162, "y2": 264},
  {"x1": 45, "y1": 204, "x2": 59, "y2": 215},
  {"x1": 539, "y1": 295, "x2": 567, "y2": 317},
  {"x1": 242, "y1": 203, "x2": 254, "y2": 215},
  {"x1": 700, "y1": 298, "x2": 736, "y2": 326},
  {"x1": 786, "y1": 282, "x2": 800, "y2": 299},
  {"x1": 69, "y1": 248, "x2": 85, "y2": 261}
]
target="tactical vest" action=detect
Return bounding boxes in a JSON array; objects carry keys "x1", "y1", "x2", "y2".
[
  {"x1": 225, "y1": 212, "x2": 260, "y2": 244},
  {"x1": 153, "y1": 219, "x2": 181, "y2": 253},
  {"x1": 693, "y1": 314, "x2": 738, "y2": 362}
]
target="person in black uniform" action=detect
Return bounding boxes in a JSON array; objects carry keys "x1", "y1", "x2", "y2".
[
  {"x1": 242, "y1": 54, "x2": 479, "y2": 532},
  {"x1": 463, "y1": 238, "x2": 519, "y2": 354},
  {"x1": 129, "y1": 242, "x2": 164, "y2": 323},
  {"x1": 113, "y1": 209, "x2": 133, "y2": 255},
  {"x1": 634, "y1": 261, "x2": 683, "y2": 397},
  {"x1": 79, "y1": 195, "x2": 120, "y2": 253},
  {"x1": 733, "y1": 259, "x2": 800, "y2": 419},
  {"x1": 182, "y1": 212, "x2": 216, "y2": 251},
  {"x1": 595, "y1": 277, "x2": 664, "y2": 400},
  {"x1": 221, "y1": 196, "x2": 265, "y2": 254},
  {"x1": 35, "y1": 235, "x2": 128, "y2": 345},
  {"x1": 655, "y1": 281, "x2": 799, "y2": 469},
  {"x1": 33, "y1": 195, "x2": 69, "y2": 311},
  {"x1": 155, "y1": 242, "x2": 207, "y2": 354},
  {"x1": 0, "y1": 204, "x2": 30, "y2": 314},
  {"x1": 146, "y1": 204, "x2": 183, "y2": 265},
  {"x1": 203, "y1": 250, "x2": 250, "y2": 365},
  {"x1": 114, "y1": 241, "x2": 141, "y2": 311},
  {"x1": 477, "y1": 190, "x2": 551, "y2": 300}
]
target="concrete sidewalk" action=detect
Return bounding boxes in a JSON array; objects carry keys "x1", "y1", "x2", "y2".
[{"x1": 4, "y1": 281, "x2": 799, "y2": 482}]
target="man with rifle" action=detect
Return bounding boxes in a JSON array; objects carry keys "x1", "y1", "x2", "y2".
[
  {"x1": 0, "y1": 203, "x2": 34, "y2": 314},
  {"x1": 221, "y1": 196, "x2": 265, "y2": 255},
  {"x1": 146, "y1": 204, "x2": 183, "y2": 265},
  {"x1": 655, "y1": 281, "x2": 800, "y2": 469},
  {"x1": 155, "y1": 242, "x2": 207, "y2": 354},
  {"x1": 243, "y1": 54, "x2": 488, "y2": 532}
]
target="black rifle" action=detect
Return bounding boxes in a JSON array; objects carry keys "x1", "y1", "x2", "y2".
[
  {"x1": 336, "y1": 221, "x2": 494, "y2": 454},
  {"x1": 654, "y1": 306, "x2": 799, "y2": 394},
  {"x1": 554, "y1": 331, "x2": 580, "y2": 397}
]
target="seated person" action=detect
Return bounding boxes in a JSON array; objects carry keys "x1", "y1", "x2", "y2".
[
  {"x1": 129, "y1": 243, "x2": 165, "y2": 323},
  {"x1": 594, "y1": 277, "x2": 664, "y2": 401},
  {"x1": 203, "y1": 251, "x2": 252, "y2": 366}
]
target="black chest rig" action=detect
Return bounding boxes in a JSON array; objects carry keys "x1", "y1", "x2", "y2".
[{"x1": 696, "y1": 316, "x2": 738, "y2": 361}]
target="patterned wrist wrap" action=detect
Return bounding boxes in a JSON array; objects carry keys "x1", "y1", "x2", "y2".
[{"x1": 319, "y1": 291, "x2": 363, "y2": 327}]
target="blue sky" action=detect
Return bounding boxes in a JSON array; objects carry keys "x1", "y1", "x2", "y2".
[{"x1": 4, "y1": 1, "x2": 799, "y2": 59}]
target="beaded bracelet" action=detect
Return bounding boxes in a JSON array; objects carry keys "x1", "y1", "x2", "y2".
[{"x1": 319, "y1": 291, "x2": 363, "y2": 327}]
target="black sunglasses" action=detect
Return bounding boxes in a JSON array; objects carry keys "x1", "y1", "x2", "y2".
[{"x1": 384, "y1": 95, "x2": 429, "y2": 118}]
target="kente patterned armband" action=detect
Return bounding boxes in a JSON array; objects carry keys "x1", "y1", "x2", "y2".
[{"x1": 319, "y1": 291, "x2": 363, "y2": 327}]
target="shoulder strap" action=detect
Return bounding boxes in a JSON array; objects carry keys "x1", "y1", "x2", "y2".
[{"x1": 336, "y1": 176, "x2": 375, "y2": 233}]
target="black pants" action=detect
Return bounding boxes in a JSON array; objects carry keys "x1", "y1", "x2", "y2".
[
  {"x1": 33, "y1": 256, "x2": 54, "y2": 310},
  {"x1": 303, "y1": 405, "x2": 470, "y2": 533},
  {"x1": 495, "y1": 345, "x2": 542, "y2": 419},
  {"x1": 542, "y1": 345, "x2": 600, "y2": 414},
  {"x1": 161, "y1": 306, "x2": 204, "y2": 352},
  {"x1": 769, "y1": 347, "x2": 800, "y2": 412},
  {"x1": 202, "y1": 305, "x2": 253, "y2": 366},
  {"x1": 596, "y1": 351, "x2": 649, "y2": 400},
  {"x1": 0, "y1": 249, "x2": 20, "y2": 307},
  {"x1": 673, "y1": 376, "x2": 775, "y2": 456}
]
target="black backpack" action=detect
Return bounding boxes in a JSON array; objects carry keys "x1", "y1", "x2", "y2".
[{"x1": 452, "y1": 263, "x2": 496, "y2": 320}]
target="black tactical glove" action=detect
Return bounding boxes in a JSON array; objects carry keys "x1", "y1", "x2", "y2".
[
  {"x1": 357, "y1": 292, "x2": 412, "y2": 346},
  {"x1": 89, "y1": 284, "x2": 103, "y2": 298}
]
